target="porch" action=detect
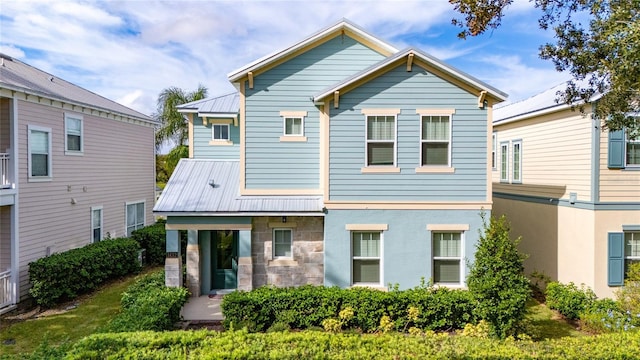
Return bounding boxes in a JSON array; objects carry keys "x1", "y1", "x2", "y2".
[{"x1": 180, "y1": 294, "x2": 225, "y2": 321}]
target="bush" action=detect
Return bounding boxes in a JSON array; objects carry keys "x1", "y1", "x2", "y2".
[
  {"x1": 130, "y1": 221, "x2": 166, "y2": 266},
  {"x1": 221, "y1": 284, "x2": 475, "y2": 333},
  {"x1": 545, "y1": 282, "x2": 597, "y2": 320},
  {"x1": 616, "y1": 262, "x2": 640, "y2": 316},
  {"x1": 467, "y1": 214, "x2": 531, "y2": 339},
  {"x1": 28, "y1": 237, "x2": 141, "y2": 308},
  {"x1": 104, "y1": 270, "x2": 190, "y2": 332}
]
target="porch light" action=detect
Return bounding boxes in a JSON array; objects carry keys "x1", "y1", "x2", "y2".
[{"x1": 282, "y1": 216, "x2": 287, "y2": 223}]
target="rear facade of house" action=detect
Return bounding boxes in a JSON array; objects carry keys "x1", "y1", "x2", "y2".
[
  {"x1": 0, "y1": 54, "x2": 156, "y2": 313},
  {"x1": 154, "y1": 20, "x2": 507, "y2": 296},
  {"x1": 492, "y1": 84, "x2": 640, "y2": 298}
]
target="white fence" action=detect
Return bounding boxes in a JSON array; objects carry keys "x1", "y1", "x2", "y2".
[
  {"x1": 0, "y1": 153, "x2": 9, "y2": 189},
  {"x1": 0, "y1": 269, "x2": 12, "y2": 309}
]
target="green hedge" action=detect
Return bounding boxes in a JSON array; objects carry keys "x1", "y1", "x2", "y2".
[
  {"x1": 28, "y1": 238, "x2": 141, "y2": 308},
  {"x1": 545, "y1": 282, "x2": 597, "y2": 320},
  {"x1": 130, "y1": 221, "x2": 166, "y2": 266},
  {"x1": 103, "y1": 270, "x2": 190, "y2": 332},
  {"x1": 221, "y1": 285, "x2": 475, "y2": 333},
  {"x1": 44, "y1": 328, "x2": 640, "y2": 359}
]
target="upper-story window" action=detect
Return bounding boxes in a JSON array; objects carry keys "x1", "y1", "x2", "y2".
[
  {"x1": 65, "y1": 113, "x2": 83, "y2": 154},
  {"x1": 500, "y1": 142, "x2": 509, "y2": 182},
  {"x1": 421, "y1": 115, "x2": 451, "y2": 166},
  {"x1": 279, "y1": 111, "x2": 307, "y2": 142},
  {"x1": 366, "y1": 115, "x2": 396, "y2": 166},
  {"x1": 492, "y1": 132, "x2": 497, "y2": 169},
  {"x1": 212, "y1": 124, "x2": 230, "y2": 141},
  {"x1": 512, "y1": 140, "x2": 522, "y2": 183},
  {"x1": 627, "y1": 130, "x2": 640, "y2": 166},
  {"x1": 28, "y1": 125, "x2": 52, "y2": 180}
]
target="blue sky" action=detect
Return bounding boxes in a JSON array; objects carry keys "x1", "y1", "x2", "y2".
[{"x1": 0, "y1": 0, "x2": 571, "y2": 116}]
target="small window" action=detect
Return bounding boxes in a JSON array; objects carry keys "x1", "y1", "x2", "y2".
[
  {"x1": 28, "y1": 125, "x2": 52, "y2": 179},
  {"x1": 273, "y1": 228, "x2": 292, "y2": 258},
  {"x1": 627, "y1": 130, "x2": 640, "y2": 166},
  {"x1": 65, "y1": 114, "x2": 83, "y2": 153},
  {"x1": 626, "y1": 232, "x2": 640, "y2": 275},
  {"x1": 91, "y1": 207, "x2": 103, "y2": 242},
  {"x1": 212, "y1": 124, "x2": 230, "y2": 141},
  {"x1": 500, "y1": 142, "x2": 509, "y2": 182},
  {"x1": 126, "y1": 201, "x2": 145, "y2": 237},
  {"x1": 366, "y1": 116, "x2": 395, "y2": 166},
  {"x1": 492, "y1": 132, "x2": 497, "y2": 169},
  {"x1": 512, "y1": 140, "x2": 522, "y2": 183},
  {"x1": 433, "y1": 232, "x2": 462, "y2": 284},
  {"x1": 352, "y1": 231, "x2": 381, "y2": 284},
  {"x1": 421, "y1": 115, "x2": 450, "y2": 166},
  {"x1": 284, "y1": 117, "x2": 303, "y2": 136}
]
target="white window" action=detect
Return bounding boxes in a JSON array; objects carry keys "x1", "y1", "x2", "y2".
[
  {"x1": 65, "y1": 113, "x2": 83, "y2": 153},
  {"x1": 512, "y1": 140, "x2": 522, "y2": 183},
  {"x1": 626, "y1": 232, "x2": 640, "y2": 274},
  {"x1": 352, "y1": 231, "x2": 381, "y2": 285},
  {"x1": 212, "y1": 124, "x2": 229, "y2": 141},
  {"x1": 627, "y1": 130, "x2": 640, "y2": 166},
  {"x1": 273, "y1": 228, "x2": 293, "y2": 258},
  {"x1": 492, "y1": 132, "x2": 497, "y2": 169},
  {"x1": 366, "y1": 116, "x2": 396, "y2": 166},
  {"x1": 27, "y1": 125, "x2": 52, "y2": 180},
  {"x1": 284, "y1": 117, "x2": 303, "y2": 136},
  {"x1": 91, "y1": 207, "x2": 103, "y2": 242},
  {"x1": 421, "y1": 115, "x2": 450, "y2": 166},
  {"x1": 126, "y1": 201, "x2": 145, "y2": 237},
  {"x1": 433, "y1": 232, "x2": 463, "y2": 285},
  {"x1": 500, "y1": 142, "x2": 509, "y2": 182}
]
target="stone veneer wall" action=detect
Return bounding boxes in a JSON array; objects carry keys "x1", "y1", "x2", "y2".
[{"x1": 251, "y1": 216, "x2": 324, "y2": 287}]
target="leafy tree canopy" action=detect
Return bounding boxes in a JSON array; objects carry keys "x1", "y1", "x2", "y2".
[
  {"x1": 154, "y1": 84, "x2": 208, "y2": 147},
  {"x1": 451, "y1": 0, "x2": 640, "y2": 134}
]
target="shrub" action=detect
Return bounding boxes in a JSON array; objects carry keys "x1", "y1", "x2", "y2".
[
  {"x1": 29, "y1": 237, "x2": 141, "y2": 307},
  {"x1": 130, "y1": 221, "x2": 166, "y2": 266},
  {"x1": 104, "y1": 270, "x2": 190, "y2": 332},
  {"x1": 545, "y1": 282, "x2": 597, "y2": 320},
  {"x1": 616, "y1": 262, "x2": 640, "y2": 316},
  {"x1": 467, "y1": 214, "x2": 531, "y2": 339}
]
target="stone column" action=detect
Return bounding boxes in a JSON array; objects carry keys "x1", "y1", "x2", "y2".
[
  {"x1": 237, "y1": 229, "x2": 253, "y2": 291},
  {"x1": 165, "y1": 230, "x2": 182, "y2": 288},
  {"x1": 185, "y1": 229, "x2": 200, "y2": 297}
]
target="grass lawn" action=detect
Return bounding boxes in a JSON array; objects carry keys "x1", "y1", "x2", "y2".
[
  {"x1": 524, "y1": 298, "x2": 584, "y2": 340},
  {"x1": 0, "y1": 267, "x2": 160, "y2": 356}
]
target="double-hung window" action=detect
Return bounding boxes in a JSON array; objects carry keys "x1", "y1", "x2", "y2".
[
  {"x1": 626, "y1": 232, "x2": 640, "y2": 273},
  {"x1": 432, "y1": 232, "x2": 463, "y2": 285},
  {"x1": 512, "y1": 140, "x2": 522, "y2": 183},
  {"x1": 627, "y1": 130, "x2": 640, "y2": 166},
  {"x1": 65, "y1": 113, "x2": 83, "y2": 153},
  {"x1": 126, "y1": 201, "x2": 145, "y2": 237},
  {"x1": 500, "y1": 142, "x2": 509, "y2": 182},
  {"x1": 492, "y1": 132, "x2": 497, "y2": 169},
  {"x1": 28, "y1": 125, "x2": 52, "y2": 180},
  {"x1": 273, "y1": 228, "x2": 293, "y2": 258},
  {"x1": 212, "y1": 124, "x2": 230, "y2": 141},
  {"x1": 366, "y1": 116, "x2": 395, "y2": 166},
  {"x1": 284, "y1": 117, "x2": 303, "y2": 136},
  {"x1": 421, "y1": 115, "x2": 450, "y2": 166},
  {"x1": 352, "y1": 231, "x2": 381, "y2": 284},
  {"x1": 91, "y1": 207, "x2": 103, "y2": 242}
]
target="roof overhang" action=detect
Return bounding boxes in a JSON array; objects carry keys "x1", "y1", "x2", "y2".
[{"x1": 154, "y1": 211, "x2": 325, "y2": 217}]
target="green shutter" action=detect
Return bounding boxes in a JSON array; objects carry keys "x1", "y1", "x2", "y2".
[
  {"x1": 608, "y1": 129, "x2": 625, "y2": 169},
  {"x1": 608, "y1": 232, "x2": 624, "y2": 286}
]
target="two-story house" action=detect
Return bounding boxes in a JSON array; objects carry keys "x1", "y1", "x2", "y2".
[
  {"x1": 154, "y1": 20, "x2": 507, "y2": 296},
  {"x1": 492, "y1": 83, "x2": 640, "y2": 298},
  {"x1": 0, "y1": 54, "x2": 157, "y2": 313}
]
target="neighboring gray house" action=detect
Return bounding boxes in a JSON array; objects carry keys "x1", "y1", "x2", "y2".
[
  {"x1": 0, "y1": 54, "x2": 157, "y2": 313},
  {"x1": 154, "y1": 20, "x2": 507, "y2": 296}
]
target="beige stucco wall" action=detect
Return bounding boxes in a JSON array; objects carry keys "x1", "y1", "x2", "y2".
[{"x1": 251, "y1": 216, "x2": 324, "y2": 287}]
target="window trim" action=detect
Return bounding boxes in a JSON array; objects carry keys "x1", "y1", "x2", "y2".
[
  {"x1": 125, "y1": 200, "x2": 145, "y2": 237},
  {"x1": 364, "y1": 114, "x2": 397, "y2": 168},
  {"x1": 626, "y1": 131, "x2": 640, "y2": 167},
  {"x1": 431, "y1": 231, "x2": 465, "y2": 287},
  {"x1": 212, "y1": 123, "x2": 230, "y2": 141},
  {"x1": 279, "y1": 111, "x2": 307, "y2": 142},
  {"x1": 492, "y1": 132, "x2": 497, "y2": 169},
  {"x1": 419, "y1": 114, "x2": 452, "y2": 167},
  {"x1": 91, "y1": 206, "x2": 103, "y2": 243},
  {"x1": 64, "y1": 113, "x2": 84, "y2": 155},
  {"x1": 27, "y1": 124, "x2": 52, "y2": 182},
  {"x1": 625, "y1": 231, "x2": 640, "y2": 265},
  {"x1": 350, "y1": 230, "x2": 384, "y2": 286},
  {"x1": 500, "y1": 141, "x2": 509, "y2": 183},
  {"x1": 272, "y1": 228, "x2": 293, "y2": 259},
  {"x1": 512, "y1": 140, "x2": 522, "y2": 183}
]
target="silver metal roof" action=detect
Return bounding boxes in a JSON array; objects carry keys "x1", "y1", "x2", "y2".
[
  {"x1": 0, "y1": 54, "x2": 153, "y2": 123},
  {"x1": 154, "y1": 159, "x2": 324, "y2": 215},
  {"x1": 177, "y1": 92, "x2": 239, "y2": 115}
]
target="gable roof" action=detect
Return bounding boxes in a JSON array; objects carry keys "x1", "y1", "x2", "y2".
[
  {"x1": 177, "y1": 92, "x2": 239, "y2": 116},
  {"x1": 227, "y1": 19, "x2": 398, "y2": 82},
  {"x1": 0, "y1": 53, "x2": 153, "y2": 123},
  {"x1": 313, "y1": 47, "x2": 507, "y2": 103}
]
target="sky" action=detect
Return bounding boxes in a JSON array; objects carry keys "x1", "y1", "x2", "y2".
[{"x1": 0, "y1": 0, "x2": 572, "y2": 118}]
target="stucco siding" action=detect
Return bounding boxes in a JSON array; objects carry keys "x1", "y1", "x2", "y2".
[
  {"x1": 599, "y1": 127, "x2": 640, "y2": 202},
  {"x1": 324, "y1": 209, "x2": 483, "y2": 289},
  {"x1": 192, "y1": 115, "x2": 240, "y2": 159},
  {"x1": 328, "y1": 66, "x2": 488, "y2": 201},
  {"x1": 16, "y1": 100, "x2": 155, "y2": 299},
  {"x1": 492, "y1": 109, "x2": 592, "y2": 201},
  {"x1": 244, "y1": 35, "x2": 386, "y2": 190}
]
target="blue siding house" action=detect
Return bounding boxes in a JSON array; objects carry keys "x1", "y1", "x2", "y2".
[{"x1": 154, "y1": 20, "x2": 507, "y2": 296}]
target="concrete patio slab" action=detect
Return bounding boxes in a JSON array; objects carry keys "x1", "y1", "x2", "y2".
[{"x1": 180, "y1": 295, "x2": 224, "y2": 321}]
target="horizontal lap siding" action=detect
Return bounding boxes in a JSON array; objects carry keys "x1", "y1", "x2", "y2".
[
  {"x1": 329, "y1": 66, "x2": 487, "y2": 201},
  {"x1": 0, "y1": 207, "x2": 9, "y2": 270},
  {"x1": 244, "y1": 35, "x2": 385, "y2": 190},
  {"x1": 492, "y1": 109, "x2": 592, "y2": 201},
  {"x1": 16, "y1": 100, "x2": 155, "y2": 299},
  {"x1": 192, "y1": 116, "x2": 239, "y2": 159},
  {"x1": 1, "y1": 98, "x2": 9, "y2": 150},
  {"x1": 599, "y1": 128, "x2": 640, "y2": 202}
]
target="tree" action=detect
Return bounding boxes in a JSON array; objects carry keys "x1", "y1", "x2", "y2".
[
  {"x1": 467, "y1": 214, "x2": 530, "y2": 339},
  {"x1": 450, "y1": 0, "x2": 640, "y2": 134}
]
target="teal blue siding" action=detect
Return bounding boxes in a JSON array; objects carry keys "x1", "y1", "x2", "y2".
[
  {"x1": 608, "y1": 232, "x2": 624, "y2": 286},
  {"x1": 329, "y1": 66, "x2": 488, "y2": 201},
  {"x1": 244, "y1": 35, "x2": 386, "y2": 190},
  {"x1": 324, "y1": 209, "x2": 484, "y2": 288},
  {"x1": 192, "y1": 116, "x2": 240, "y2": 159}
]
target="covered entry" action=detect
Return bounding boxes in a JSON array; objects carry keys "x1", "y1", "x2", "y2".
[{"x1": 200, "y1": 230, "x2": 238, "y2": 293}]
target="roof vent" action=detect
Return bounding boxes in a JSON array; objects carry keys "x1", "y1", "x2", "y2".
[{"x1": 208, "y1": 179, "x2": 216, "y2": 187}]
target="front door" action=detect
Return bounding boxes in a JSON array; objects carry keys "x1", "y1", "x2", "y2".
[{"x1": 212, "y1": 230, "x2": 238, "y2": 289}]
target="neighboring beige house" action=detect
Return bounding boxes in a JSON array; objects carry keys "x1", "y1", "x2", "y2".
[
  {"x1": 0, "y1": 54, "x2": 157, "y2": 313},
  {"x1": 492, "y1": 83, "x2": 640, "y2": 298}
]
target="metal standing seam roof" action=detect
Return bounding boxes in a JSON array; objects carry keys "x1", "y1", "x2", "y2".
[
  {"x1": 153, "y1": 159, "x2": 324, "y2": 215},
  {"x1": 0, "y1": 54, "x2": 153, "y2": 123},
  {"x1": 177, "y1": 92, "x2": 239, "y2": 115}
]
